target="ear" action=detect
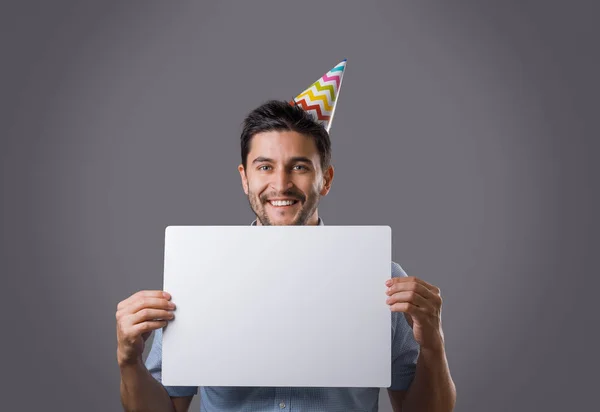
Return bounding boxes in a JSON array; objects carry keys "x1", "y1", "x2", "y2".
[
  {"x1": 319, "y1": 165, "x2": 334, "y2": 196},
  {"x1": 238, "y1": 164, "x2": 249, "y2": 195}
]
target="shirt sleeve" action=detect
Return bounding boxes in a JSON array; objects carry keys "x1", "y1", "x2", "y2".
[
  {"x1": 144, "y1": 327, "x2": 199, "y2": 397},
  {"x1": 388, "y1": 261, "x2": 420, "y2": 391}
]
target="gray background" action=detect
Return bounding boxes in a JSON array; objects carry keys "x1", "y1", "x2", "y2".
[{"x1": 1, "y1": 0, "x2": 598, "y2": 411}]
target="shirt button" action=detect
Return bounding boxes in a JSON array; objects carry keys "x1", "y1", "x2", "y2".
[{"x1": 279, "y1": 402, "x2": 286, "y2": 408}]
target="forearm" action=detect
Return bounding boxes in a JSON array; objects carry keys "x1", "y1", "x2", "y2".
[
  {"x1": 119, "y1": 358, "x2": 175, "y2": 412},
  {"x1": 401, "y1": 347, "x2": 456, "y2": 412}
]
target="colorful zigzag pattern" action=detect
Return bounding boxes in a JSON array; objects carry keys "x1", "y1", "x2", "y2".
[{"x1": 290, "y1": 59, "x2": 347, "y2": 132}]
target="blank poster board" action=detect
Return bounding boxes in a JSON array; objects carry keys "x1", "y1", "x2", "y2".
[{"x1": 161, "y1": 225, "x2": 392, "y2": 387}]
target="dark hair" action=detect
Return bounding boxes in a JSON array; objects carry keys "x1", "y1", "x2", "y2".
[{"x1": 240, "y1": 100, "x2": 332, "y2": 171}]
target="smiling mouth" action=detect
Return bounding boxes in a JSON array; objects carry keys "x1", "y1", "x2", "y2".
[{"x1": 268, "y1": 199, "x2": 299, "y2": 207}]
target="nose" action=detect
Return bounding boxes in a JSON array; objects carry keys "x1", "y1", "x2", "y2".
[{"x1": 270, "y1": 168, "x2": 294, "y2": 192}]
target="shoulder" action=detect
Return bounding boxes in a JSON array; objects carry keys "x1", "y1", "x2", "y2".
[{"x1": 391, "y1": 261, "x2": 408, "y2": 278}]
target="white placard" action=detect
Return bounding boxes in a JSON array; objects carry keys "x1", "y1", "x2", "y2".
[{"x1": 162, "y1": 225, "x2": 392, "y2": 387}]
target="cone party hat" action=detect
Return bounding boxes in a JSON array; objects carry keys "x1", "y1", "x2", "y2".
[{"x1": 290, "y1": 59, "x2": 347, "y2": 132}]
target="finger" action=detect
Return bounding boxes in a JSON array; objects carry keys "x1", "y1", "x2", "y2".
[
  {"x1": 420, "y1": 279, "x2": 440, "y2": 294},
  {"x1": 133, "y1": 320, "x2": 169, "y2": 335},
  {"x1": 117, "y1": 297, "x2": 175, "y2": 320},
  {"x1": 132, "y1": 308, "x2": 175, "y2": 325},
  {"x1": 386, "y1": 276, "x2": 440, "y2": 295},
  {"x1": 387, "y1": 276, "x2": 431, "y2": 289},
  {"x1": 117, "y1": 290, "x2": 171, "y2": 311},
  {"x1": 386, "y1": 282, "x2": 438, "y2": 302},
  {"x1": 389, "y1": 301, "x2": 426, "y2": 316},
  {"x1": 386, "y1": 291, "x2": 434, "y2": 311},
  {"x1": 127, "y1": 297, "x2": 176, "y2": 315}
]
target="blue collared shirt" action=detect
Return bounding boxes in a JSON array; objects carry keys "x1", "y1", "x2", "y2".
[{"x1": 145, "y1": 218, "x2": 419, "y2": 411}]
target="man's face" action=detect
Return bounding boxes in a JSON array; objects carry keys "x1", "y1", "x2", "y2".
[{"x1": 238, "y1": 130, "x2": 334, "y2": 226}]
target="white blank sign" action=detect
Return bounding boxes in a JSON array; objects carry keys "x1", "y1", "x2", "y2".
[{"x1": 161, "y1": 225, "x2": 392, "y2": 387}]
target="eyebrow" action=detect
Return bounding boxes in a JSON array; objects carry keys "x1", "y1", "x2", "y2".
[{"x1": 251, "y1": 156, "x2": 314, "y2": 166}]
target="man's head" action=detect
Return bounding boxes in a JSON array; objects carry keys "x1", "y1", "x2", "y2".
[{"x1": 238, "y1": 100, "x2": 334, "y2": 226}]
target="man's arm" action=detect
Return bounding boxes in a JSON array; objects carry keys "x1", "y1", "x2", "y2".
[
  {"x1": 387, "y1": 389, "x2": 407, "y2": 411},
  {"x1": 171, "y1": 396, "x2": 194, "y2": 412},
  {"x1": 387, "y1": 347, "x2": 456, "y2": 412},
  {"x1": 385, "y1": 273, "x2": 456, "y2": 412},
  {"x1": 119, "y1": 358, "x2": 193, "y2": 412}
]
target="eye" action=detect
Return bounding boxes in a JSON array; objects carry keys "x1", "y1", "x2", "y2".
[
  {"x1": 293, "y1": 165, "x2": 308, "y2": 171},
  {"x1": 258, "y1": 165, "x2": 272, "y2": 171}
]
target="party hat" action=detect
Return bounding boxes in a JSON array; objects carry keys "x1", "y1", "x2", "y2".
[{"x1": 290, "y1": 59, "x2": 347, "y2": 132}]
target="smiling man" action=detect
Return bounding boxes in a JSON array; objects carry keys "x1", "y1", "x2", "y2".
[
  {"x1": 116, "y1": 61, "x2": 456, "y2": 412},
  {"x1": 239, "y1": 113, "x2": 332, "y2": 227}
]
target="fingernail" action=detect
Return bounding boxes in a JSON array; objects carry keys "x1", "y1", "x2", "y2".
[
  {"x1": 385, "y1": 280, "x2": 392, "y2": 286},
  {"x1": 169, "y1": 302, "x2": 176, "y2": 309},
  {"x1": 163, "y1": 292, "x2": 171, "y2": 298}
]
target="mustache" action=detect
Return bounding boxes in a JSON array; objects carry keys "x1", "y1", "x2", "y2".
[{"x1": 260, "y1": 191, "x2": 305, "y2": 203}]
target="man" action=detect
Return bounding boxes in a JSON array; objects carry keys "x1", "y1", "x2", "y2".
[{"x1": 116, "y1": 62, "x2": 456, "y2": 411}]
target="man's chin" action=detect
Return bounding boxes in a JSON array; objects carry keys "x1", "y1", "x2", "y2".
[
  {"x1": 266, "y1": 215, "x2": 298, "y2": 226},
  {"x1": 256, "y1": 209, "x2": 302, "y2": 225}
]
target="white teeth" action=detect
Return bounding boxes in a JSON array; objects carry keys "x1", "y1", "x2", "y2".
[{"x1": 270, "y1": 200, "x2": 296, "y2": 206}]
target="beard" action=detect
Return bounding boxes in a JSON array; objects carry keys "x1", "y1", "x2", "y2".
[{"x1": 247, "y1": 187, "x2": 320, "y2": 226}]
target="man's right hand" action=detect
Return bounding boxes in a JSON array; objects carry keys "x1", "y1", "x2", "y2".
[{"x1": 116, "y1": 290, "x2": 176, "y2": 367}]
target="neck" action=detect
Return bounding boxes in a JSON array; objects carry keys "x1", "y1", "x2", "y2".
[{"x1": 306, "y1": 212, "x2": 320, "y2": 226}]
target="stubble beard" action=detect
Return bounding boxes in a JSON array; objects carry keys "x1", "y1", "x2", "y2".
[{"x1": 247, "y1": 189, "x2": 320, "y2": 226}]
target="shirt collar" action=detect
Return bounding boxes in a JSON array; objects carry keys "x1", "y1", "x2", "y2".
[{"x1": 250, "y1": 217, "x2": 325, "y2": 226}]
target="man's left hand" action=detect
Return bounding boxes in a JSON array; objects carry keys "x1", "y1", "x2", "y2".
[{"x1": 385, "y1": 276, "x2": 445, "y2": 352}]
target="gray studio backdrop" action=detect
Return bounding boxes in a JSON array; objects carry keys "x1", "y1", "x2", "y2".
[{"x1": 2, "y1": 1, "x2": 598, "y2": 411}]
